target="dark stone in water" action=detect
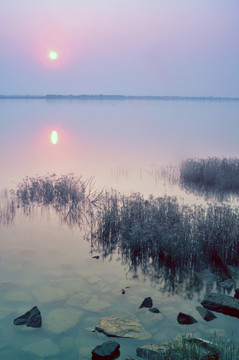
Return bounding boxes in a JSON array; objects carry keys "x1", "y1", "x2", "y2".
[
  {"x1": 234, "y1": 288, "x2": 239, "y2": 299},
  {"x1": 149, "y1": 307, "x2": 160, "y2": 314},
  {"x1": 202, "y1": 292, "x2": 239, "y2": 318},
  {"x1": 196, "y1": 306, "x2": 217, "y2": 322},
  {"x1": 139, "y1": 297, "x2": 153, "y2": 309},
  {"x1": 92, "y1": 256, "x2": 100, "y2": 259},
  {"x1": 177, "y1": 312, "x2": 197, "y2": 325},
  {"x1": 92, "y1": 340, "x2": 120, "y2": 359},
  {"x1": 13, "y1": 306, "x2": 42, "y2": 328}
]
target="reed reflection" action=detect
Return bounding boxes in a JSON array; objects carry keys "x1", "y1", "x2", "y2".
[{"x1": 1, "y1": 173, "x2": 239, "y2": 296}]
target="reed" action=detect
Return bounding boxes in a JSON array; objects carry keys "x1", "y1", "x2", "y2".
[{"x1": 180, "y1": 157, "x2": 239, "y2": 191}]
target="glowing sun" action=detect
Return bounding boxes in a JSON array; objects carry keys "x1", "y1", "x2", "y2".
[
  {"x1": 51, "y1": 130, "x2": 58, "y2": 144},
  {"x1": 48, "y1": 51, "x2": 58, "y2": 61}
]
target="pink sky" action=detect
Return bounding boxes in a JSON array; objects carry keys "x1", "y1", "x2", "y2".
[{"x1": 1, "y1": 0, "x2": 239, "y2": 96}]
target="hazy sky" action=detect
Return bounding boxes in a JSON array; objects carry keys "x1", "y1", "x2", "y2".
[{"x1": 1, "y1": 0, "x2": 239, "y2": 96}]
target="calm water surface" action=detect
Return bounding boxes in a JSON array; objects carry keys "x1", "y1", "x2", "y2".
[{"x1": 0, "y1": 99, "x2": 239, "y2": 359}]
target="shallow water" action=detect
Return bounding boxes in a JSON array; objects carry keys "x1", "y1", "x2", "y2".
[{"x1": 1, "y1": 99, "x2": 239, "y2": 359}]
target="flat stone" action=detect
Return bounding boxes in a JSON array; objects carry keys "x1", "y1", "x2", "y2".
[
  {"x1": 67, "y1": 291, "x2": 91, "y2": 306},
  {"x1": 33, "y1": 285, "x2": 67, "y2": 303},
  {"x1": 22, "y1": 338, "x2": 60, "y2": 357},
  {"x1": 82, "y1": 295, "x2": 111, "y2": 312},
  {"x1": 45, "y1": 308, "x2": 83, "y2": 334},
  {"x1": 177, "y1": 312, "x2": 198, "y2": 325},
  {"x1": 136, "y1": 338, "x2": 221, "y2": 359},
  {"x1": 202, "y1": 292, "x2": 239, "y2": 318},
  {"x1": 196, "y1": 306, "x2": 217, "y2": 322},
  {"x1": 4, "y1": 290, "x2": 32, "y2": 302},
  {"x1": 92, "y1": 341, "x2": 120, "y2": 359},
  {"x1": 95, "y1": 317, "x2": 151, "y2": 340}
]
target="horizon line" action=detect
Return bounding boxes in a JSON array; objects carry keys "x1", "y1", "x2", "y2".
[{"x1": 1, "y1": 94, "x2": 239, "y2": 101}]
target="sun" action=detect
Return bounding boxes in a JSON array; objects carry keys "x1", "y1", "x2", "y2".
[
  {"x1": 48, "y1": 51, "x2": 58, "y2": 61},
  {"x1": 51, "y1": 130, "x2": 58, "y2": 144}
]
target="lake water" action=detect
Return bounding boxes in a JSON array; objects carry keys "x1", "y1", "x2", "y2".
[{"x1": 0, "y1": 99, "x2": 239, "y2": 359}]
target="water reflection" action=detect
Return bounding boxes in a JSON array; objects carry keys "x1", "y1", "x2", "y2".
[{"x1": 2, "y1": 174, "x2": 239, "y2": 296}]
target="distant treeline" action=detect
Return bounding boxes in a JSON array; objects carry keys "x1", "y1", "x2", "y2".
[{"x1": 1, "y1": 94, "x2": 239, "y2": 101}]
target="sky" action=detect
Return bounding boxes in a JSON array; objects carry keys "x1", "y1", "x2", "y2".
[{"x1": 1, "y1": 0, "x2": 239, "y2": 97}]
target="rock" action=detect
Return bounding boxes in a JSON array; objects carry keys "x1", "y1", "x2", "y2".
[
  {"x1": 13, "y1": 306, "x2": 42, "y2": 327},
  {"x1": 92, "y1": 341, "x2": 120, "y2": 359},
  {"x1": 202, "y1": 292, "x2": 239, "y2": 318},
  {"x1": 33, "y1": 285, "x2": 67, "y2": 303},
  {"x1": 196, "y1": 306, "x2": 217, "y2": 322},
  {"x1": 95, "y1": 317, "x2": 151, "y2": 340},
  {"x1": 45, "y1": 308, "x2": 83, "y2": 334},
  {"x1": 22, "y1": 338, "x2": 60, "y2": 357},
  {"x1": 177, "y1": 312, "x2": 198, "y2": 325},
  {"x1": 67, "y1": 291, "x2": 91, "y2": 306},
  {"x1": 139, "y1": 297, "x2": 153, "y2": 309},
  {"x1": 4, "y1": 290, "x2": 32, "y2": 302},
  {"x1": 234, "y1": 288, "x2": 239, "y2": 299},
  {"x1": 149, "y1": 307, "x2": 160, "y2": 314},
  {"x1": 82, "y1": 295, "x2": 111, "y2": 312},
  {"x1": 136, "y1": 338, "x2": 221, "y2": 359},
  {"x1": 92, "y1": 256, "x2": 100, "y2": 260}
]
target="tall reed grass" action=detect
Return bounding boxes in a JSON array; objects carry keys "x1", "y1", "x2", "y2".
[
  {"x1": 180, "y1": 157, "x2": 239, "y2": 191},
  {"x1": 92, "y1": 191, "x2": 239, "y2": 279}
]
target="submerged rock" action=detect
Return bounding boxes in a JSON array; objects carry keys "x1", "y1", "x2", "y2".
[
  {"x1": 149, "y1": 307, "x2": 160, "y2": 314},
  {"x1": 177, "y1": 312, "x2": 198, "y2": 325},
  {"x1": 92, "y1": 341, "x2": 120, "y2": 359},
  {"x1": 33, "y1": 285, "x2": 67, "y2": 303},
  {"x1": 45, "y1": 308, "x2": 83, "y2": 334},
  {"x1": 14, "y1": 306, "x2": 42, "y2": 328},
  {"x1": 136, "y1": 338, "x2": 221, "y2": 359},
  {"x1": 95, "y1": 317, "x2": 151, "y2": 340},
  {"x1": 139, "y1": 297, "x2": 153, "y2": 309},
  {"x1": 22, "y1": 338, "x2": 60, "y2": 357},
  {"x1": 196, "y1": 306, "x2": 217, "y2": 322},
  {"x1": 202, "y1": 292, "x2": 239, "y2": 318}
]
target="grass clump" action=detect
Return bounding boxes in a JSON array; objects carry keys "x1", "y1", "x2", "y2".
[
  {"x1": 180, "y1": 157, "x2": 239, "y2": 191},
  {"x1": 92, "y1": 192, "x2": 239, "y2": 282},
  {"x1": 15, "y1": 174, "x2": 102, "y2": 226}
]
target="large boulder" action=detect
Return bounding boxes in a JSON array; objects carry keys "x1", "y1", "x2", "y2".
[
  {"x1": 202, "y1": 292, "x2": 239, "y2": 318},
  {"x1": 13, "y1": 306, "x2": 42, "y2": 328},
  {"x1": 95, "y1": 317, "x2": 151, "y2": 340},
  {"x1": 92, "y1": 341, "x2": 120, "y2": 359},
  {"x1": 136, "y1": 338, "x2": 221, "y2": 359}
]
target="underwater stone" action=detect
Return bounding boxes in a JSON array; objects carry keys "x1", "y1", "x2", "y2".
[
  {"x1": 148, "y1": 307, "x2": 160, "y2": 314},
  {"x1": 92, "y1": 341, "x2": 120, "y2": 359},
  {"x1": 139, "y1": 297, "x2": 153, "y2": 309},
  {"x1": 45, "y1": 308, "x2": 83, "y2": 334},
  {"x1": 177, "y1": 312, "x2": 198, "y2": 325},
  {"x1": 14, "y1": 306, "x2": 42, "y2": 327}
]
